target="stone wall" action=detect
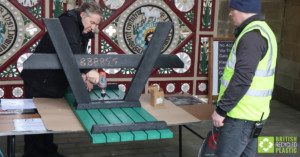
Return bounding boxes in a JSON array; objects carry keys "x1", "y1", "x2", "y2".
[
  {"x1": 273, "y1": 0, "x2": 300, "y2": 110},
  {"x1": 217, "y1": 0, "x2": 300, "y2": 110}
]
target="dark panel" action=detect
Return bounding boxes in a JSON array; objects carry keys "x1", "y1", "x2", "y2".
[
  {"x1": 43, "y1": 18, "x2": 91, "y2": 104},
  {"x1": 75, "y1": 100, "x2": 141, "y2": 110},
  {"x1": 23, "y1": 54, "x2": 183, "y2": 69},
  {"x1": 91, "y1": 121, "x2": 168, "y2": 134}
]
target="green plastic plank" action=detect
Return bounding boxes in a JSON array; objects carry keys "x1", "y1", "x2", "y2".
[
  {"x1": 87, "y1": 109, "x2": 120, "y2": 143},
  {"x1": 64, "y1": 92, "x2": 106, "y2": 144},
  {"x1": 89, "y1": 90, "x2": 101, "y2": 101},
  {"x1": 105, "y1": 90, "x2": 120, "y2": 99},
  {"x1": 65, "y1": 89, "x2": 173, "y2": 143},
  {"x1": 122, "y1": 108, "x2": 147, "y2": 122},
  {"x1": 99, "y1": 109, "x2": 133, "y2": 142},
  {"x1": 90, "y1": 90, "x2": 109, "y2": 100},
  {"x1": 133, "y1": 107, "x2": 157, "y2": 121},
  {"x1": 111, "y1": 108, "x2": 147, "y2": 141},
  {"x1": 87, "y1": 109, "x2": 109, "y2": 124},
  {"x1": 122, "y1": 108, "x2": 160, "y2": 140},
  {"x1": 133, "y1": 107, "x2": 173, "y2": 139},
  {"x1": 111, "y1": 89, "x2": 125, "y2": 99},
  {"x1": 158, "y1": 129, "x2": 173, "y2": 139}
]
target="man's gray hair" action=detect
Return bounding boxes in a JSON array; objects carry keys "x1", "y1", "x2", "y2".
[{"x1": 79, "y1": 1, "x2": 103, "y2": 20}]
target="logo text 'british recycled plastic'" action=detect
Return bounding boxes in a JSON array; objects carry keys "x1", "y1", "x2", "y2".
[{"x1": 258, "y1": 136, "x2": 274, "y2": 153}]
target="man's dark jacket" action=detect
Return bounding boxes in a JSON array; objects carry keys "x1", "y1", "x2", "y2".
[{"x1": 21, "y1": 9, "x2": 94, "y2": 98}]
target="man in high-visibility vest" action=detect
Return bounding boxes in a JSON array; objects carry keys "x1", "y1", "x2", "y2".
[{"x1": 211, "y1": 0, "x2": 277, "y2": 156}]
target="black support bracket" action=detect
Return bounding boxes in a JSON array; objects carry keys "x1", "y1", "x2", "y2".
[{"x1": 91, "y1": 121, "x2": 168, "y2": 134}]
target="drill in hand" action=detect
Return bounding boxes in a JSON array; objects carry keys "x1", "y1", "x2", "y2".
[{"x1": 99, "y1": 72, "x2": 107, "y2": 98}]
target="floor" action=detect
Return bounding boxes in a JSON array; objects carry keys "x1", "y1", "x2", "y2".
[{"x1": 0, "y1": 99, "x2": 299, "y2": 157}]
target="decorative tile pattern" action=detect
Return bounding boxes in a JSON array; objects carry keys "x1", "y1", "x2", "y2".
[
  {"x1": 198, "y1": 35, "x2": 212, "y2": 76},
  {"x1": 200, "y1": 0, "x2": 215, "y2": 31}
]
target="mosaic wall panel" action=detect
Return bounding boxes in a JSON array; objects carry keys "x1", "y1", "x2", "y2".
[
  {"x1": 196, "y1": 80, "x2": 208, "y2": 95},
  {"x1": 198, "y1": 35, "x2": 212, "y2": 77},
  {"x1": 200, "y1": 0, "x2": 215, "y2": 31},
  {"x1": 99, "y1": 0, "x2": 197, "y2": 78},
  {"x1": 148, "y1": 80, "x2": 193, "y2": 95}
]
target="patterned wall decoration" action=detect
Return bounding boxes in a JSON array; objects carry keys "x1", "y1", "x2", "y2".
[
  {"x1": 198, "y1": 35, "x2": 212, "y2": 76},
  {"x1": 149, "y1": 80, "x2": 194, "y2": 95},
  {"x1": 99, "y1": 0, "x2": 196, "y2": 78},
  {"x1": 0, "y1": 0, "x2": 44, "y2": 98},
  {"x1": 196, "y1": 80, "x2": 208, "y2": 95},
  {"x1": 200, "y1": 0, "x2": 215, "y2": 31},
  {"x1": 0, "y1": 0, "x2": 217, "y2": 98}
]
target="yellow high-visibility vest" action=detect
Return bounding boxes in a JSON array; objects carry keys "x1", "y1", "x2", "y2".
[{"x1": 218, "y1": 21, "x2": 277, "y2": 121}]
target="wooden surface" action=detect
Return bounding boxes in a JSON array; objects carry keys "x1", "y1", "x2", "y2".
[
  {"x1": 179, "y1": 103, "x2": 215, "y2": 121},
  {"x1": 0, "y1": 93, "x2": 214, "y2": 137},
  {"x1": 140, "y1": 94, "x2": 201, "y2": 125}
]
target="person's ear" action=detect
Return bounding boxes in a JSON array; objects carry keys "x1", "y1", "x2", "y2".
[{"x1": 80, "y1": 12, "x2": 85, "y2": 19}]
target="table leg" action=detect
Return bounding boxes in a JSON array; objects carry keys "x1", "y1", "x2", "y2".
[
  {"x1": 179, "y1": 125, "x2": 206, "y2": 157},
  {"x1": 183, "y1": 125, "x2": 205, "y2": 140},
  {"x1": 179, "y1": 125, "x2": 182, "y2": 157},
  {"x1": 7, "y1": 136, "x2": 15, "y2": 157}
]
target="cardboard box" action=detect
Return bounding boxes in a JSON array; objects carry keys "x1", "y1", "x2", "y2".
[{"x1": 148, "y1": 85, "x2": 164, "y2": 106}]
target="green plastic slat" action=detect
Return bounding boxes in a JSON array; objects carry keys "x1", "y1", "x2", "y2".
[
  {"x1": 87, "y1": 109, "x2": 121, "y2": 142},
  {"x1": 87, "y1": 109, "x2": 109, "y2": 124},
  {"x1": 122, "y1": 108, "x2": 160, "y2": 140},
  {"x1": 133, "y1": 107, "x2": 157, "y2": 121},
  {"x1": 111, "y1": 89, "x2": 125, "y2": 99},
  {"x1": 130, "y1": 131, "x2": 148, "y2": 141},
  {"x1": 65, "y1": 89, "x2": 173, "y2": 142},
  {"x1": 110, "y1": 108, "x2": 133, "y2": 123},
  {"x1": 133, "y1": 107, "x2": 173, "y2": 139},
  {"x1": 111, "y1": 108, "x2": 147, "y2": 141},
  {"x1": 122, "y1": 108, "x2": 146, "y2": 122},
  {"x1": 99, "y1": 109, "x2": 133, "y2": 142},
  {"x1": 64, "y1": 92, "x2": 106, "y2": 144},
  {"x1": 89, "y1": 90, "x2": 100, "y2": 101},
  {"x1": 99, "y1": 109, "x2": 122, "y2": 123},
  {"x1": 105, "y1": 90, "x2": 120, "y2": 99},
  {"x1": 90, "y1": 90, "x2": 109, "y2": 100},
  {"x1": 158, "y1": 129, "x2": 173, "y2": 139},
  {"x1": 145, "y1": 130, "x2": 161, "y2": 139}
]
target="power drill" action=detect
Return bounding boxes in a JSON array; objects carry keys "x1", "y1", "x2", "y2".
[{"x1": 99, "y1": 72, "x2": 107, "y2": 99}]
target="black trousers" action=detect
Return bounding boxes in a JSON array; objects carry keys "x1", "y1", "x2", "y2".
[{"x1": 23, "y1": 83, "x2": 59, "y2": 157}]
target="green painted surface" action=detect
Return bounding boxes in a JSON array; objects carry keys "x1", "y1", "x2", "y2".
[
  {"x1": 87, "y1": 109, "x2": 121, "y2": 143},
  {"x1": 65, "y1": 92, "x2": 106, "y2": 144},
  {"x1": 133, "y1": 107, "x2": 173, "y2": 138},
  {"x1": 64, "y1": 89, "x2": 173, "y2": 143},
  {"x1": 122, "y1": 108, "x2": 161, "y2": 140},
  {"x1": 99, "y1": 108, "x2": 133, "y2": 142},
  {"x1": 111, "y1": 108, "x2": 147, "y2": 141}
]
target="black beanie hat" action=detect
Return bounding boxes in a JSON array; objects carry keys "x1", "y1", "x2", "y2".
[{"x1": 230, "y1": 0, "x2": 261, "y2": 13}]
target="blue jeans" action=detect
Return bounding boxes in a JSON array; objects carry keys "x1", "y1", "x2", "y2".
[{"x1": 215, "y1": 116, "x2": 265, "y2": 157}]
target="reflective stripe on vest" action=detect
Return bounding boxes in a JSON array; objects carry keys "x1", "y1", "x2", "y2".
[
  {"x1": 221, "y1": 78, "x2": 273, "y2": 97},
  {"x1": 222, "y1": 24, "x2": 275, "y2": 97},
  {"x1": 226, "y1": 25, "x2": 275, "y2": 76}
]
